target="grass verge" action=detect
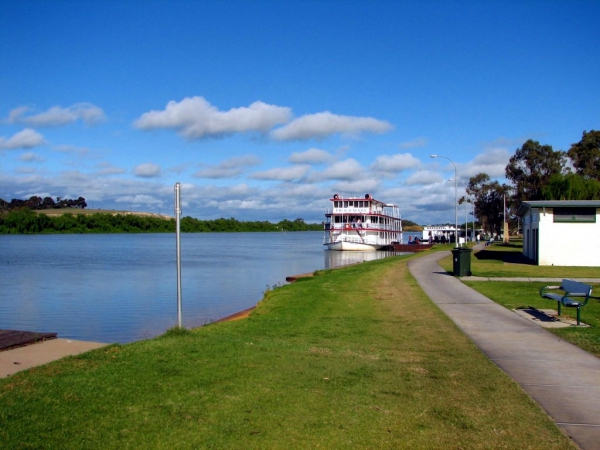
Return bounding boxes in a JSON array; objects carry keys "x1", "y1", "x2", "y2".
[{"x1": 0, "y1": 255, "x2": 574, "y2": 449}]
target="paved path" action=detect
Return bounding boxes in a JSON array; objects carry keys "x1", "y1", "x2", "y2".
[
  {"x1": 0, "y1": 339, "x2": 107, "y2": 378},
  {"x1": 409, "y1": 250, "x2": 600, "y2": 450}
]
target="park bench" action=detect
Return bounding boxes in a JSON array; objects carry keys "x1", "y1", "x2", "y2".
[{"x1": 539, "y1": 279, "x2": 593, "y2": 326}]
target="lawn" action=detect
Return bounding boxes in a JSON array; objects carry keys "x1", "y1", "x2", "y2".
[{"x1": 0, "y1": 255, "x2": 574, "y2": 449}]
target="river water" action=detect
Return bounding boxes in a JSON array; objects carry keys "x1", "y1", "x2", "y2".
[{"x1": 0, "y1": 232, "x2": 408, "y2": 343}]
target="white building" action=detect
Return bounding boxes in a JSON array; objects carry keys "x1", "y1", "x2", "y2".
[{"x1": 517, "y1": 200, "x2": 600, "y2": 266}]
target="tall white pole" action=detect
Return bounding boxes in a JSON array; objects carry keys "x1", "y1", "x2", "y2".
[
  {"x1": 465, "y1": 200, "x2": 468, "y2": 242},
  {"x1": 430, "y1": 155, "x2": 458, "y2": 248},
  {"x1": 175, "y1": 182, "x2": 182, "y2": 328},
  {"x1": 472, "y1": 200, "x2": 475, "y2": 242}
]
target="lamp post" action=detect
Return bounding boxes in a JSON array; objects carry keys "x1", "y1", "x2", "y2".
[{"x1": 431, "y1": 154, "x2": 458, "y2": 248}]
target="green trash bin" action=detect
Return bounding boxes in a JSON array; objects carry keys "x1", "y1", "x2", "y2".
[{"x1": 451, "y1": 247, "x2": 472, "y2": 277}]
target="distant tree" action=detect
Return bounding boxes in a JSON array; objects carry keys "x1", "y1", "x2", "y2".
[
  {"x1": 25, "y1": 196, "x2": 43, "y2": 209},
  {"x1": 41, "y1": 197, "x2": 55, "y2": 209},
  {"x1": 567, "y1": 130, "x2": 600, "y2": 179},
  {"x1": 466, "y1": 173, "x2": 510, "y2": 235},
  {"x1": 505, "y1": 139, "x2": 567, "y2": 202},
  {"x1": 75, "y1": 197, "x2": 87, "y2": 209}
]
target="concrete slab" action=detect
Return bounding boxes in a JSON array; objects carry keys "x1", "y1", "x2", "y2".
[
  {"x1": 513, "y1": 308, "x2": 588, "y2": 328},
  {"x1": 492, "y1": 357, "x2": 600, "y2": 387},
  {"x1": 520, "y1": 385, "x2": 600, "y2": 424},
  {"x1": 475, "y1": 335, "x2": 588, "y2": 362},
  {"x1": 0, "y1": 338, "x2": 107, "y2": 378},
  {"x1": 559, "y1": 425, "x2": 600, "y2": 450}
]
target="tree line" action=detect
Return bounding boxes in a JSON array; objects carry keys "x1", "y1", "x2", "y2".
[
  {"x1": 0, "y1": 196, "x2": 88, "y2": 211},
  {"x1": 464, "y1": 130, "x2": 600, "y2": 235},
  {"x1": 0, "y1": 209, "x2": 323, "y2": 234}
]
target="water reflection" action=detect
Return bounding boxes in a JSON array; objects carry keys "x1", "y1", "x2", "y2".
[{"x1": 323, "y1": 250, "x2": 406, "y2": 269}]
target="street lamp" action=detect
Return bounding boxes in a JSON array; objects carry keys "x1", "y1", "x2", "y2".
[{"x1": 431, "y1": 154, "x2": 458, "y2": 248}]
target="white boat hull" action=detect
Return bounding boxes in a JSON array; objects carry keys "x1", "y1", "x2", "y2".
[{"x1": 324, "y1": 241, "x2": 382, "y2": 251}]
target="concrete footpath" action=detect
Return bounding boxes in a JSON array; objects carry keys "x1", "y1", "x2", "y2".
[
  {"x1": 0, "y1": 339, "x2": 107, "y2": 378},
  {"x1": 409, "y1": 250, "x2": 600, "y2": 450}
]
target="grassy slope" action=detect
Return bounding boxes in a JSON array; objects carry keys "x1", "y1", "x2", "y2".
[{"x1": 0, "y1": 256, "x2": 574, "y2": 449}]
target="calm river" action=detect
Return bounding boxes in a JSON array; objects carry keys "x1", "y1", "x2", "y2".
[{"x1": 0, "y1": 232, "x2": 407, "y2": 343}]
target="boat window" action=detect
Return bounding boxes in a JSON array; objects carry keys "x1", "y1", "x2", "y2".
[{"x1": 344, "y1": 201, "x2": 348, "y2": 208}]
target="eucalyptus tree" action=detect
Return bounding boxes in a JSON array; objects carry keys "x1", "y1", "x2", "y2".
[
  {"x1": 505, "y1": 139, "x2": 567, "y2": 202},
  {"x1": 542, "y1": 173, "x2": 600, "y2": 200},
  {"x1": 567, "y1": 130, "x2": 600, "y2": 179},
  {"x1": 465, "y1": 173, "x2": 510, "y2": 235}
]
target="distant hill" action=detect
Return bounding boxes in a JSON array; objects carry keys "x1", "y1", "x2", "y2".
[{"x1": 402, "y1": 219, "x2": 423, "y2": 231}]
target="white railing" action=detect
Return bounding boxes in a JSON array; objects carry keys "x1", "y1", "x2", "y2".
[{"x1": 327, "y1": 224, "x2": 402, "y2": 232}]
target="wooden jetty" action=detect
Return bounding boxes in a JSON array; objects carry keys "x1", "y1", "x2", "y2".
[{"x1": 0, "y1": 330, "x2": 57, "y2": 351}]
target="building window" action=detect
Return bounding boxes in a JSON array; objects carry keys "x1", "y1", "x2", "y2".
[{"x1": 553, "y1": 207, "x2": 597, "y2": 223}]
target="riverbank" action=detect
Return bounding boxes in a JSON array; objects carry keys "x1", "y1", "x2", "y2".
[{"x1": 0, "y1": 254, "x2": 573, "y2": 449}]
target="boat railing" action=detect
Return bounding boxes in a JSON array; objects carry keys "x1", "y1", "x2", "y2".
[
  {"x1": 323, "y1": 233, "x2": 395, "y2": 246},
  {"x1": 327, "y1": 224, "x2": 402, "y2": 232}
]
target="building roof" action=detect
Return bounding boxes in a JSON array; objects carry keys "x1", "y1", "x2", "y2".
[{"x1": 517, "y1": 200, "x2": 600, "y2": 216}]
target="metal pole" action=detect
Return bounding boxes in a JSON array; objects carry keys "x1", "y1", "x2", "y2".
[
  {"x1": 174, "y1": 182, "x2": 182, "y2": 328},
  {"x1": 472, "y1": 200, "x2": 475, "y2": 242},
  {"x1": 465, "y1": 199, "x2": 468, "y2": 243}
]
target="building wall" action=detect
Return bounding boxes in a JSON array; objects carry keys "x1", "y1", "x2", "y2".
[{"x1": 536, "y1": 208, "x2": 600, "y2": 266}]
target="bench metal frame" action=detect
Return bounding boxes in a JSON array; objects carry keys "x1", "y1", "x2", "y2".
[{"x1": 539, "y1": 279, "x2": 592, "y2": 326}]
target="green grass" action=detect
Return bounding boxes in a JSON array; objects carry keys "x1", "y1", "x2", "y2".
[{"x1": 0, "y1": 256, "x2": 575, "y2": 449}]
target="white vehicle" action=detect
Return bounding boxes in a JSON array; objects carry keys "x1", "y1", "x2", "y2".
[{"x1": 323, "y1": 194, "x2": 403, "y2": 251}]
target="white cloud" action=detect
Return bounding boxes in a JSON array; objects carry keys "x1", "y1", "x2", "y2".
[
  {"x1": 18, "y1": 152, "x2": 45, "y2": 163},
  {"x1": 134, "y1": 162, "x2": 162, "y2": 178},
  {"x1": 405, "y1": 170, "x2": 443, "y2": 186},
  {"x1": 194, "y1": 155, "x2": 261, "y2": 179},
  {"x1": 271, "y1": 111, "x2": 393, "y2": 141},
  {"x1": 96, "y1": 162, "x2": 126, "y2": 176},
  {"x1": 7, "y1": 103, "x2": 105, "y2": 126},
  {"x1": 332, "y1": 178, "x2": 380, "y2": 194},
  {"x1": 309, "y1": 158, "x2": 364, "y2": 181},
  {"x1": 251, "y1": 165, "x2": 310, "y2": 181},
  {"x1": 371, "y1": 153, "x2": 420, "y2": 175},
  {"x1": 399, "y1": 137, "x2": 428, "y2": 149},
  {"x1": 463, "y1": 147, "x2": 511, "y2": 179},
  {"x1": 53, "y1": 144, "x2": 91, "y2": 156},
  {"x1": 0, "y1": 128, "x2": 46, "y2": 149},
  {"x1": 115, "y1": 194, "x2": 163, "y2": 205},
  {"x1": 288, "y1": 148, "x2": 332, "y2": 164},
  {"x1": 134, "y1": 96, "x2": 291, "y2": 139}
]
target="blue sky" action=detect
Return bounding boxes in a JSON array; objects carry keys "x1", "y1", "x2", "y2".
[{"x1": 1, "y1": 0, "x2": 599, "y2": 224}]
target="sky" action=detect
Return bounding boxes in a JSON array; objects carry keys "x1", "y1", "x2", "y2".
[{"x1": 1, "y1": 0, "x2": 599, "y2": 225}]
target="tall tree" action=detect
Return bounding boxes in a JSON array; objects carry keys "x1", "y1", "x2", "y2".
[
  {"x1": 567, "y1": 130, "x2": 600, "y2": 179},
  {"x1": 466, "y1": 173, "x2": 510, "y2": 235},
  {"x1": 542, "y1": 173, "x2": 600, "y2": 200},
  {"x1": 505, "y1": 139, "x2": 567, "y2": 202}
]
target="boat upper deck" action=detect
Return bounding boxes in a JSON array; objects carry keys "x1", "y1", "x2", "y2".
[{"x1": 326, "y1": 194, "x2": 400, "y2": 218}]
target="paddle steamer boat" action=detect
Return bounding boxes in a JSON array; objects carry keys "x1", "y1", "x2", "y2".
[{"x1": 323, "y1": 194, "x2": 402, "y2": 251}]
